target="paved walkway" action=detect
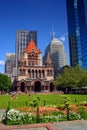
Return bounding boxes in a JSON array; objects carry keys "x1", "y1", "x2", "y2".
[{"x1": 54, "y1": 120, "x2": 87, "y2": 130}]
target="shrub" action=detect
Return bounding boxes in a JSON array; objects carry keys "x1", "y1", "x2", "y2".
[
  {"x1": 2, "y1": 109, "x2": 36, "y2": 125},
  {"x1": 40, "y1": 116, "x2": 57, "y2": 123},
  {"x1": 78, "y1": 106, "x2": 87, "y2": 120},
  {"x1": 52, "y1": 110, "x2": 64, "y2": 116},
  {"x1": 69, "y1": 112, "x2": 81, "y2": 120}
]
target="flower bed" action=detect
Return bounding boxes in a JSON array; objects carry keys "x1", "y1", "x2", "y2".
[
  {"x1": 2, "y1": 109, "x2": 36, "y2": 125},
  {"x1": 16, "y1": 106, "x2": 60, "y2": 115},
  {"x1": 2, "y1": 104, "x2": 87, "y2": 125},
  {"x1": 81, "y1": 101, "x2": 87, "y2": 106},
  {"x1": 2, "y1": 108, "x2": 82, "y2": 125}
]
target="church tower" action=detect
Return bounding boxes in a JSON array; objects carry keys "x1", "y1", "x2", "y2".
[
  {"x1": 45, "y1": 52, "x2": 53, "y2": 67},
  {"x1": 16, "y1": 39, "x2": 55, "y2": 93}
]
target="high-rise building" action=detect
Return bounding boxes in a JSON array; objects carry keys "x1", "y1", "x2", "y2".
[
  {"x1": 5, "y1": 53, "x2": 16, "y2": 81},
  {"x1": 66, "y1": 0, "x2": 87, "y2": 68},
  {"x1": 16, "y1": 30, "x2": 37, "y2": 67},
  {"x1": 44, "y1": 33, "x2": 66, "y2": 78}
]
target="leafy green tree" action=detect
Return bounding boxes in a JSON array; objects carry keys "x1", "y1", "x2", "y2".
[
  {"x1": 54, "y1": 65, "x2": 87, "y2": 91},
  {"x1": 0, "y1": 73, "x2": 12, "y2": 94},
  {"x1": 61, "y1": 95, "x2": 71, "y2": 120},
  {"x1": 77, "y1": 71, "x2": 87, "y2": 88},
  {"x1": 30, "y1": 97, "x2": 40, "y2": 123}
]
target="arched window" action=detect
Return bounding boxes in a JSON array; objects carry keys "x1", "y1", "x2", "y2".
[
  {"x1": 39, "y1": 70, "x2": 41, "y2": 78},
  {"x1": 35, "y1": 70, "x2": 38, "y2": 78},
  {"x1": 42, "y1": 70, "x2": 45, "y2": 78},
  {"x1": 32, "y1": 70, "x2": 34, "y2": 78},
  {"x1": 50, "y1": 70, "x2": 53, "y2": 75},
  {"x1": 47, "y1": 69, "x2": 49, "y2": 76},
  {"x1": 28, "y1": 69, "x2": 31, "y2": 78},
  {"x1": 20, "y1": 69, "x2": 22, "y2": 75}
]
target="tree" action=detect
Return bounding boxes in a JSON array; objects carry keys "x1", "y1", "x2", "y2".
[
  {"x1": 61, "y1": 95, "x2": 71, "y2": 120},
  {"x1": 0, "y1": 73, "x2": 12, "y2": 94},
  {"x1": 30, "y1": 97, "x2": 40, "y2": 123},
  {"x1": 53, "y1": 65, "x2": 87, "y2": 91},
  {"x1": 77, "y1": 71, "x2": 87, "y2": 88}
]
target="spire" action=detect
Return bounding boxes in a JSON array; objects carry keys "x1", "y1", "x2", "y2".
[
  {"x1": 51, "y1": 25, "x2": 56, "y2": 40},
  {"x1": 51, "y1": 31, "x2": 56, "y2": 40},
  {"x1": 52, "y1": 32, "x2": 55, "y2": 40},
  {"x1": 45, "y1": 52, "x2": 53, "y2": 67}
]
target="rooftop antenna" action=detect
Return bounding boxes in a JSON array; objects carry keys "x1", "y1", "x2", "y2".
[{"x1": 51, "y1": 25, "x2": 56, "y2": 40}]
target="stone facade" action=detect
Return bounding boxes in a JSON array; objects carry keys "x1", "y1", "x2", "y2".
[{"x1": 15, "y1": 39, "x2": 55, "y2": 93}]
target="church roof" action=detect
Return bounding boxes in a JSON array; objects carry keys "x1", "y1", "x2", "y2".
[
  {"x1": 25, "y1": 39, "x2": 40, "y2": 54},
  {"x1": 45, "y1": 52, "x2": 53, "y2": 66}
]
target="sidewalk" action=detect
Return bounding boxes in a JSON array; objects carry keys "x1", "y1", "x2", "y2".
[
  {"x1": 0, "y1": 120, "x2": 87, "y2": 130},
  {"x1": 54, "y1": 120, "x2": 87, "y2": 130}
]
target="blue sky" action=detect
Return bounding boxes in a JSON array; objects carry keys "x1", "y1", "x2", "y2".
[{"x1": 0, "y1": 0, "x2": 69, "y2": 73}]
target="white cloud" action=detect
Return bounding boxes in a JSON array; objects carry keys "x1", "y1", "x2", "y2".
[
  {"x1": 0, "y1": 60, "x2": 5, "y2": 65},
  {"x1": 59, "y1": 32, "x2": 68, "y2": 42},
  {"x1": 59, "y1": 35, "x2": 65, "y2": 42}
]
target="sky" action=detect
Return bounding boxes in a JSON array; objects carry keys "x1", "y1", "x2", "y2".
[{"x1": 0, "y1": 0, "x2": 69, "y2": 73}]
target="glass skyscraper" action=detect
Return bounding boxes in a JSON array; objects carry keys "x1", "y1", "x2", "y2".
[{"x1": 66, "y1": 0, "x2": 87, "y2": 68}]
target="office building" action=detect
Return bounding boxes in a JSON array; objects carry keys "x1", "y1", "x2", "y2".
[
  {"x1": 16, "y1": 30, "x2": 37, "y2": 67},
  {"x1": 66, "y1": 0, "x2": 87, "y2": 68},
  {"x1": 5, "y1": 53, "x2": 16, "y2": 81},
  {"x1": 44, "y1": 33, "x2": 66, "y2": 78}
]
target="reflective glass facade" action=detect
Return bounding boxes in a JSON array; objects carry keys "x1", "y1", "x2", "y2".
[{"x1": 66, "y1": 0, "x2": 87, "y2": 68}]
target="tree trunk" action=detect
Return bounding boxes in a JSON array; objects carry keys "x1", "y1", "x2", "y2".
[
  {"x1": 66, "y1": 105, "x2": 70, "y2": 121},
  {"x1": 36, "y1": 107, "x2": 40, "y2": 123}
]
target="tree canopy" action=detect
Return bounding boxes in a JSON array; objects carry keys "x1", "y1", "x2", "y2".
[
  {"x1": 0, "y1": 73, "x2": 12, "y2": 93},
  {"x1": 54, "y1": 65, "x2": 87, "y2": 90}
]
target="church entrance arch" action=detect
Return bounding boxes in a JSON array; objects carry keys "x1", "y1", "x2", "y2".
[
  {"x1": 21, "y1": 82, "x2": 25, "y2": 92},
  {"x1": 50, "y1": 82, "x2": 54, "y2": 92},
  {"x1": 34, "y1": 81, "x2": 41, "y2": 92}
]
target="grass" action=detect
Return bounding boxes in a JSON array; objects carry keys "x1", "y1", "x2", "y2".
[{"x1": 0, "y1": 94, "x2": 87, "y2": 109}]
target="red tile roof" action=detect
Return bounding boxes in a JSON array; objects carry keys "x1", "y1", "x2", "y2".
[{"x1": 25, "y1": 39, "x2": 40, "y2": 54}]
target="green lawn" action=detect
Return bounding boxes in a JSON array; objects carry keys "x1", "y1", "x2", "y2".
[{"x1": 0, "y1": 94, "x2": 87, "y2": 108}]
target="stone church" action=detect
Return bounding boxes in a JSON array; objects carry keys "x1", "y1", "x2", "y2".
[{"x1": 15, "y1": 39, "x2": 56, "y2": 93}]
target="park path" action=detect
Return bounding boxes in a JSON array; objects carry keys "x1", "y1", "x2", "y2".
[
  {"x1": 54, "y1": 120, "x2": 87, "y2": 130},
  {"x1": 0, "y1": 109, "x2": 6, "y2": 121}
]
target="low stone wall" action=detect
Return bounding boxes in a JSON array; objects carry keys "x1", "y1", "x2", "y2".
[{"x1": 0, "y1": 123, "x2": 58, "y2": 130}]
